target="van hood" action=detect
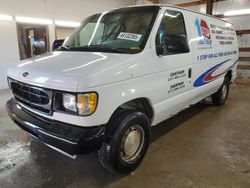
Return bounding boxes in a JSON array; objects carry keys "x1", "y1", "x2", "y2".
[{"x1": 7, "y1": 51, "x2": 140, "y2": 92}]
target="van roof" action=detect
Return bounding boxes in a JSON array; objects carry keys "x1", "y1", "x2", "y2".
[{"x1": 112, "y1": 4, "x2": 232, "y2": 24}]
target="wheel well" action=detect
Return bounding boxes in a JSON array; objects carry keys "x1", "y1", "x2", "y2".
[
  {"x1": 104, "y1": 98, "x2": 153, "y2": 142},
  {"x1": 226, "y1": 70, "x2": 232, "y2": 82},
  {"x1": 119, "y1": 98, "x2": 154, "y2": 121},
  {"x1": 110, "y1": 98, "x2": 154, "y2": 123}
]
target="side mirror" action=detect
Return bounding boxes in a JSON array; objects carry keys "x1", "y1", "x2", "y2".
[
  {"x1": 52, "y1": 39, "x2": 64, "y2": 51},
  {"x1": 156, "y1": 45, "x2": 163, "y2": 56}
]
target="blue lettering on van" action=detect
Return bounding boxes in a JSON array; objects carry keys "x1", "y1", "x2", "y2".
[{"x1": 197, "y1": 50, "x2": 237, "y2": 61}]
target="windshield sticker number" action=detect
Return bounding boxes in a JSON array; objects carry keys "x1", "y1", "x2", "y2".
[{"x1": 117, "y1": 32, "x2": 142, "y2": 42}]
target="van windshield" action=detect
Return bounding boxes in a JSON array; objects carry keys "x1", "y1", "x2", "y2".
[{"x1": 60, "y1": 6, "x2": 159, "y2": 54}]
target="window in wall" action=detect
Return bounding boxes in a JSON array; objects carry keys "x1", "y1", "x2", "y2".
[
  {"x1": 17, "y1": 23, "x2": 50, "y2": 60},
  {"x1": 156, "y1": 10, "x2": 189, "y2": 55}
]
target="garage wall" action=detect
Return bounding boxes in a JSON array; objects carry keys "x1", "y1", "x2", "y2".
[
  {"x1": 0, "y1": 0, "x2": 135, "y2": 89},
  {"x1": 0, "y1": 21, "x2": 20, "y2": 89},
  {"x1": 213, "y1": 0, "x2": 250, "y2": 82}
]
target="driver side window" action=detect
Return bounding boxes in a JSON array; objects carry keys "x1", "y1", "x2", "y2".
[{"x1": 156, "y1": 10, "x2": 189, "y2": 56}]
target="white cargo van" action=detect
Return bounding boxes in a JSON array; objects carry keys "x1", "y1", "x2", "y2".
[{"x1": 6, "y1": 5, "x2": 238, "y2": 174}]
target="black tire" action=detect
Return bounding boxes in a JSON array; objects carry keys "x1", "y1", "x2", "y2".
[
  {"x1": 98, "y1": 111, "x2": 151, "y2": 174},
  {"x1": 211, "y1": 76, "x2": 230, "y2": 106}
]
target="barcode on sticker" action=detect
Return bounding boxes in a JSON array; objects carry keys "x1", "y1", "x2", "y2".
[{"x1": 117, "y1": 32, "x2": 142, "y2": 42}]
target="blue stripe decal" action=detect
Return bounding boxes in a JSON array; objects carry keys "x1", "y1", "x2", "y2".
[{"x1": 193, "y1": 59, "x2": 237, "y2": 87}]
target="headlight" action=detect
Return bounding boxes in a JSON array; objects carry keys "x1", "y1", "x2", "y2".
[
  {"x1": 55, "y1": 92, "x2": 98, "y2": 116},
  {"x1": 63, "y1": 93, "x2": 77, "y2": 112}
]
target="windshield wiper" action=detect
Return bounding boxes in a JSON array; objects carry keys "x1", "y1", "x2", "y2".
[
  {"x1": 58, "y1": 45, "x2": 71, "y2": 51},
  {"x1": 71, "y1": 44, "x2": 125, "y2": 53},
  {"x1": 97, "y1": 44, "x2": 125, "y2": 53}
]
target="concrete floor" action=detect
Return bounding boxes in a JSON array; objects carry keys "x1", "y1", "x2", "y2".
[{"x1": 1, "y1": 85, "x2": 250, "y2": 188}]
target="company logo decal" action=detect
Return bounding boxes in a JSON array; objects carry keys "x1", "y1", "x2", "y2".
[
  {"x1": 195, "y1": 18, "x2": 212, "y2": 46},
  {"x1": 193, "y1": 59, "x2": 238, "y2": 87},
  {"x1": 200, "y1": 20, "x2": 211, "y2": 39}
]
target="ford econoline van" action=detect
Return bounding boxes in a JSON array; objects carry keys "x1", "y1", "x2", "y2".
[{"x1": 6, "y1": 5, "x2": 238, "y2": 174}]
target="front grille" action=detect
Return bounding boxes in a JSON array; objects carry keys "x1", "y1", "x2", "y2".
[{"x1": 9, "y1": 78, "x2": 53, "y2": 114}]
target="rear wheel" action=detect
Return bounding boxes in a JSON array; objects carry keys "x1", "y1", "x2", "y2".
[
  {"x1": 211, "y1": 76, "x2": 230, "y2": 106},
  {"x1": 98, "y1": 111, "x2": 151, "y2": 174}
]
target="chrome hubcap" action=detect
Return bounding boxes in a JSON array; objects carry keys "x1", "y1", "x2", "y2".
[
  {"x1": 120, "y1": 125, "x2": 145, "y2": 163},
  {"x1": 222, "y1": 84, "x2": 227, "y2": 100}
]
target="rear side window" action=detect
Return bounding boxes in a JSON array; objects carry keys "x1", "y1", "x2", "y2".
[{"x1": 156, "y1": 10, "x2": 189, "y2": 56}]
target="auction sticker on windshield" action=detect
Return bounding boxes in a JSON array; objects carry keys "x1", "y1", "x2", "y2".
[{"x1": 117, "y1": 32, "x2": 142, "y2": 42}]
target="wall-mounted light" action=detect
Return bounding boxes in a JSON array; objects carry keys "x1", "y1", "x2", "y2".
[
  {"x1": 0, "y1": 14, "x2": 13, "y2": 21},
  {"x1": 224, "y1": 9, "x2": 250, "y2": 16},
  {"x1": 15, "y1": 16, "x2": 53, "y2": 25},
  {"x1": 54, "y1": 20, "x2": 81, "y2": 28}
]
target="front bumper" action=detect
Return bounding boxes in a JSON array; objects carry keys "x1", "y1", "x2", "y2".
[{"x1": 6, "y1": 98, "x2": 105, "y2": 158}]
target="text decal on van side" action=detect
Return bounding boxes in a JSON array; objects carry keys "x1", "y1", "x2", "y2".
[{"x1": 117, "y1": 32, "x2": 142, "y2": 42}]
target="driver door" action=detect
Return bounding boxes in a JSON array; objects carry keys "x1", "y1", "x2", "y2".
[{"x1": 152, "y1": 9, "x2": 194, "y2": 123}]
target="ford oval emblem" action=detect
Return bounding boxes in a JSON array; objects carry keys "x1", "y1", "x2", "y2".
[{"x1": 23, "y1": 72, "x2": 29, "y2": 77}]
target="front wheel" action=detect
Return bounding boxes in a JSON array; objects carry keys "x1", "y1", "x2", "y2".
[
  {"x1": 211, "y1": 76, "x2": 230, "y2": 106},
  {"x1": 98, "y1": 111, "x2": 151, "y2": 174}
]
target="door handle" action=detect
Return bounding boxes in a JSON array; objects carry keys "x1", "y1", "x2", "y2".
[{"x1": 188, "y1": 68, "x2": 192, "y2": 79}]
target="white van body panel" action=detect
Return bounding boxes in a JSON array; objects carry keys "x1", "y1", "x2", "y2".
[{"x1": 7, "y1": 5, "x2": 238, "y2": 127}]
